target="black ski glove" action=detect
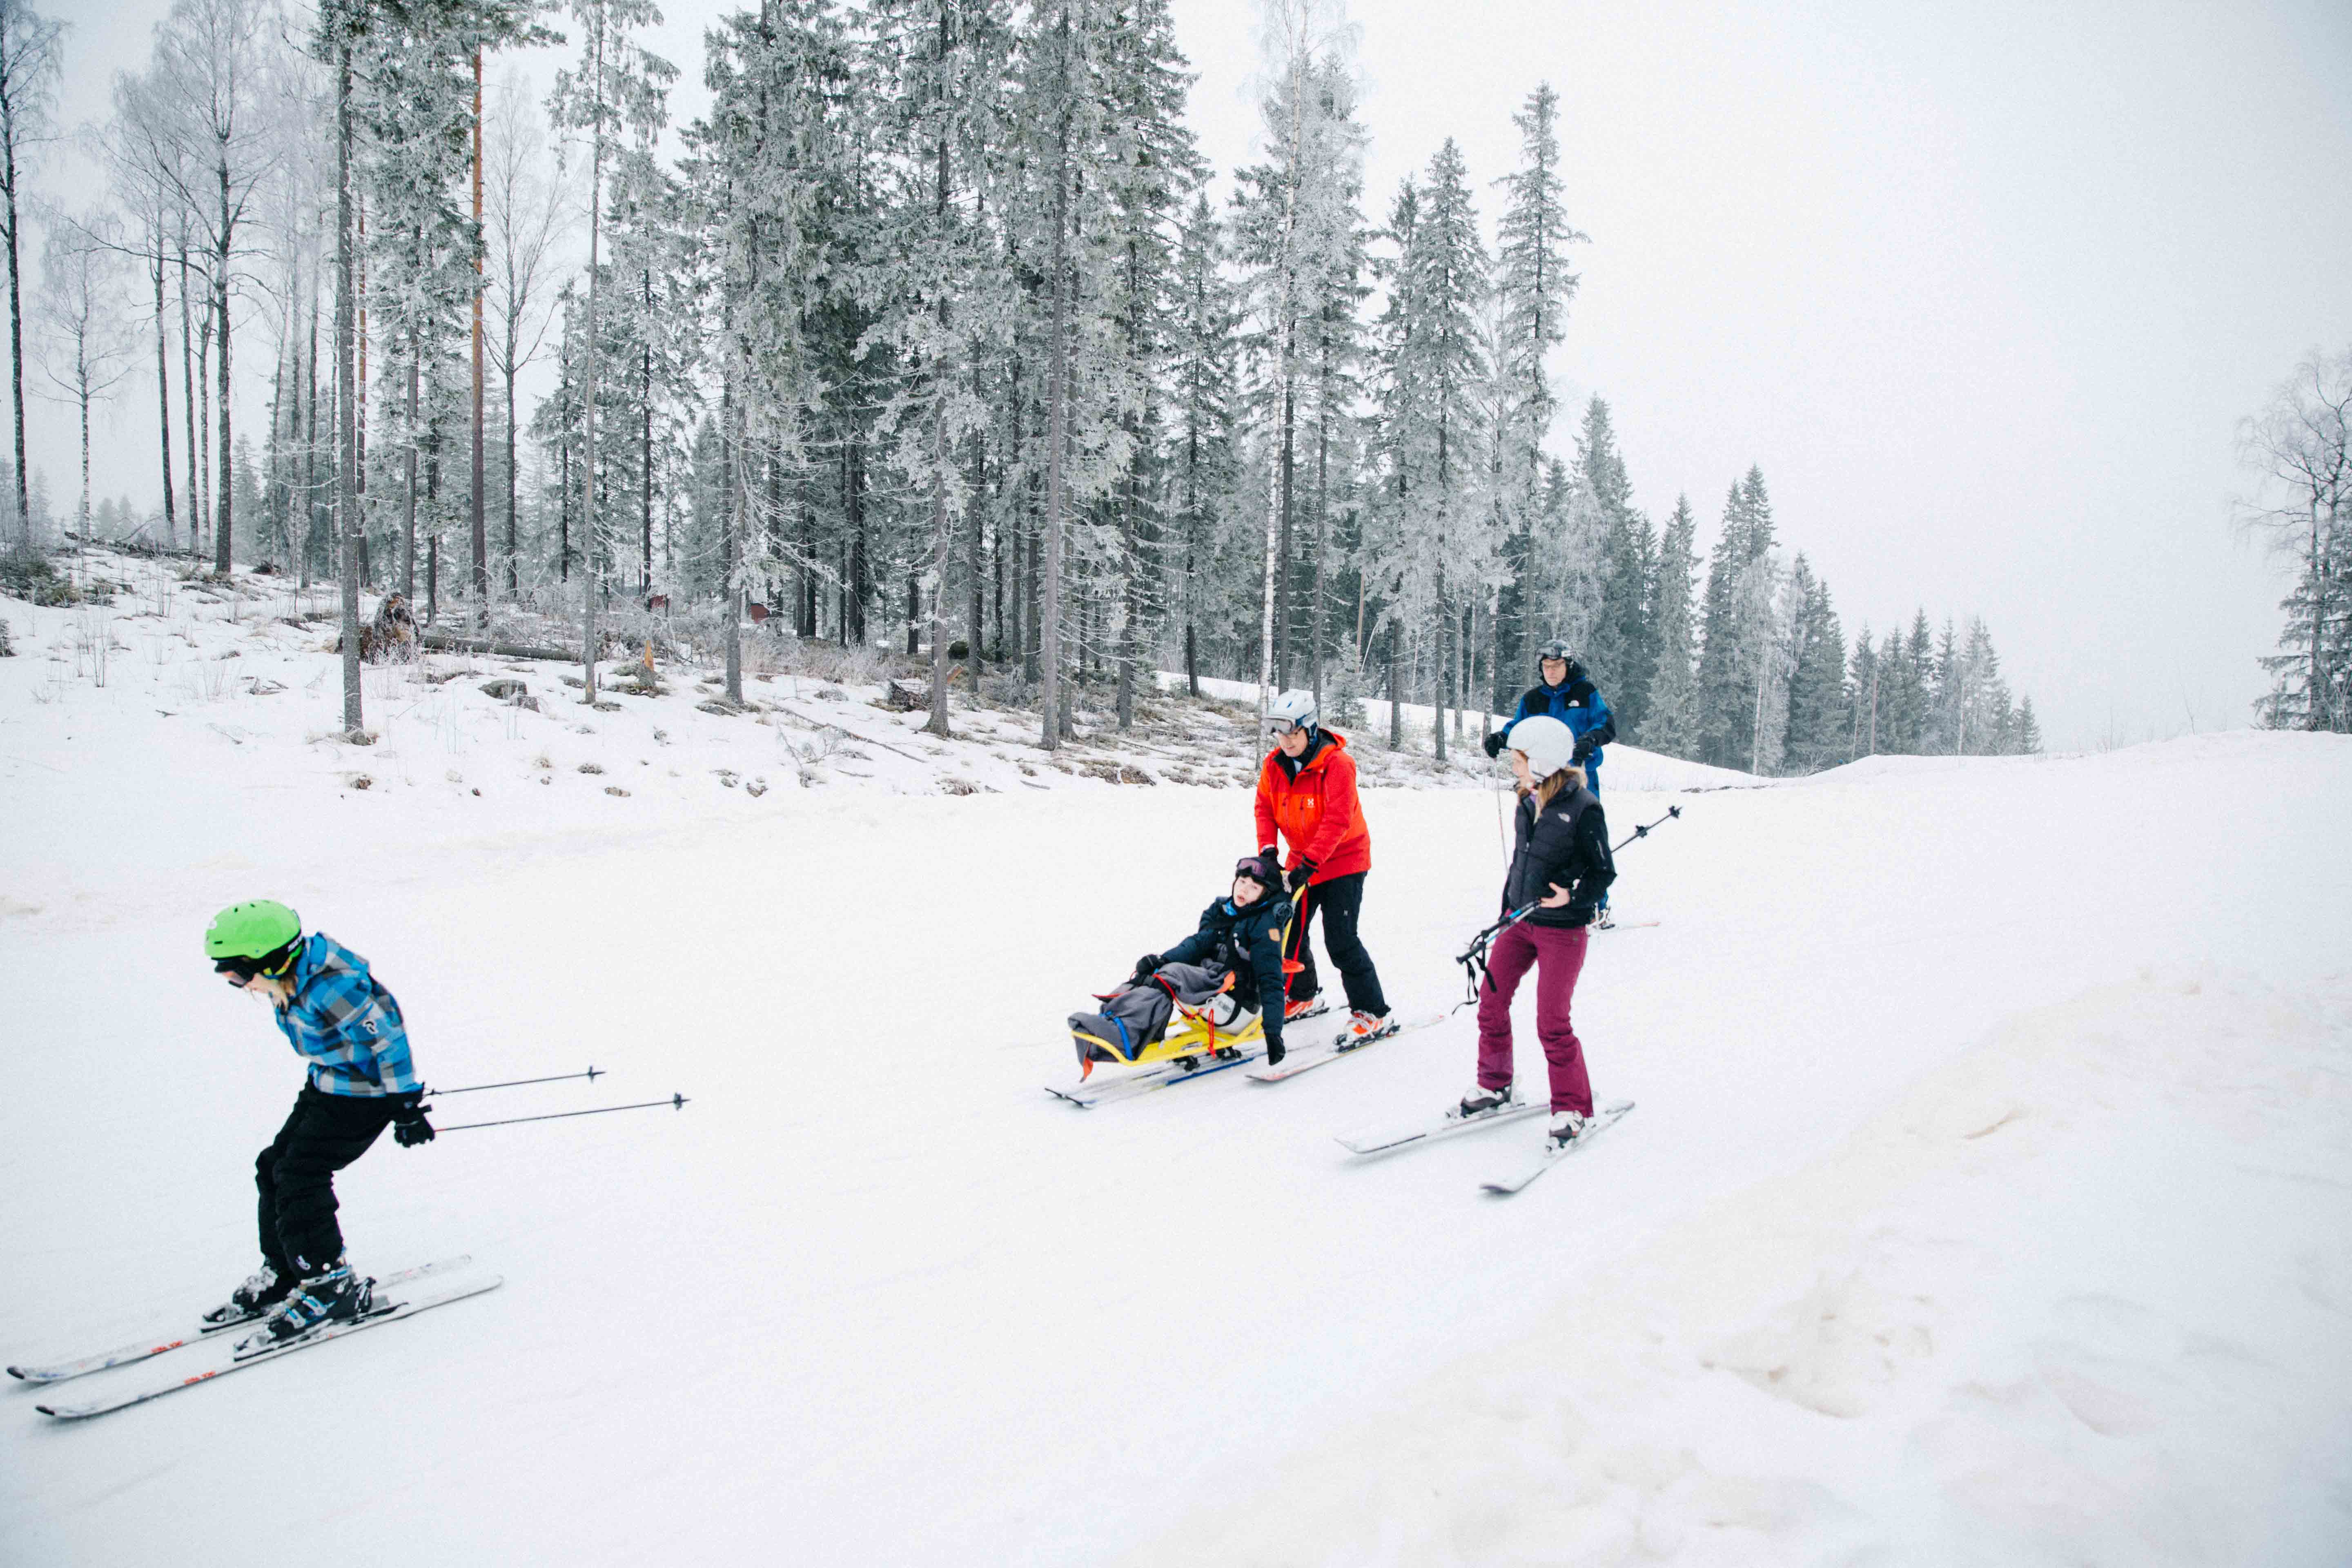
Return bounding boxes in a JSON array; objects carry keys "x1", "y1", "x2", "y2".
[
  {"x1": 1287, "y1": 862, "x2": 1315, "y2": 895},
  {"x1": 391, "y1": 1094, "x2": 436, "y2": 1148},
  {"x1": 1571, "y1": 735, "x2": 1595, "y2": 764},
  {"x1": 1481, "y1": 730, "x2": 1506, "y2": 759},
  {"x1": 1130, "y1": 953, "x2": 1162, "y2": 985},
  {"x1": 1257, "y1": 844, "x2": 1279, "y2": 866}
]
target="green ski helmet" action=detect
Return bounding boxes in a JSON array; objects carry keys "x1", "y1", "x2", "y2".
[{"x1": 205, "y1": 900, "x2": 303, "y2": 976}]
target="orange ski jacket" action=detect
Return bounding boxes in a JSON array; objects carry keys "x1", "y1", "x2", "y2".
[{"x1": 1253, "y1": 729, "x2": 1372, "y2": 884}]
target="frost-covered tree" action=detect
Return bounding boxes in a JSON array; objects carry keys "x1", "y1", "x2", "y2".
[
  {"x1": 483, "y1": 69, "x2": 570, "y2": 598},
  {"x1": 1488, "y1": 80, "x2": 1581, "y2": 699},
  {"x1": 0, "y1": 0, "x2": 61, "y2": 540},
  {"x1": 1636, "y1": 492, "x2": 1699, "y2": 756},
  {"x1": 1577, "y1": 397, "x2": 1653, "y2": 726},
  {"x1": 2238, "y1": 346, "x2": 2351, "y2": 733},
  {"x1": 1166, "y1": 192, "x2": 1242, "y2": 693},
  {"x1": 1694, "y1": 465, "x2": 1776, "y2": 768},
  {"x1": 34, "y1": 214, "x2": 138, "y2": 536},
  {"x1": 1779, "y1": 552, "x2": 1846, "y2": 773}
]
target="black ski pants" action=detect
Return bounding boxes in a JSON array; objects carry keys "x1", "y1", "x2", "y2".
[
  {"x1": 1284, "y1": 871, "x2": 1390, "y2": 1018},
  {"x1": 255, "y1": 1085, "x2": 394, "y2": 1277}
]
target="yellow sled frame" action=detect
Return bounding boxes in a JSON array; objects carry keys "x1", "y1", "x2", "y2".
[{"x1": 1073, "y1": 901, "x2": 1301, "y2": 1078}]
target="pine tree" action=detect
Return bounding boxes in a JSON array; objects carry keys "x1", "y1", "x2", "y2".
[
  {"x1": 1636, "y1": 492, "x2": 1699, "y2": 756},
  {"x1": 1487, "y1": 81, "x2": 1582, "y2": 707},
  {"x1": 1578, "y1": 397, "x2": 1653, "y2": 726},
  {"x1": 1779, "y1": 553, "x2": 1846, "y2": 772},
  {"x1": 1166, "y1": 192, "x2": 1242, "y2": 695}
]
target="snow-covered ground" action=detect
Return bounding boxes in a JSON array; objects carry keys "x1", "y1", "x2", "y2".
[{"x1": 3, "y1": 557, "x2": 2348, "y2": 1565}]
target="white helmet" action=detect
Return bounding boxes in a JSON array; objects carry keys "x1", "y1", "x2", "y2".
[
  {"x1": 1506, "y1": 715, "x2": 1578, "y2": 778},
  {"x1": 1265, "y1": 689, "x2": 1317, "y2": 733}
]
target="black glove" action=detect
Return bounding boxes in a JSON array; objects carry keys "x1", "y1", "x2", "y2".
[
  {"x1": 1257, "y1": 844, "x2": 1278, "y2": 865},
  {"x1": 1571, "y1": 735, "x2": 1595, "y2": 764},
  {"x1": 391, "y1": 1094, "x2": 435, "y2": 1148},
  {"x1": 1482, "y1": 730, "x2": 1506, "y2": 759},
  {"x1": 1287, "y1": 862, "x2": 1315, "y2": 895},
  {"x1": 1129, "y1": 953, "x2": 1162, "y2": 985}
]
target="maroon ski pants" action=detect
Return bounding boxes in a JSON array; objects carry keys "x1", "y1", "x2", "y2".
[{"x1": 1473, "y1": 921, "x2": 1593, "y2": 1116}]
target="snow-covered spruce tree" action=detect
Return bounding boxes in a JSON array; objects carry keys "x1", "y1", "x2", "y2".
[
  {"x1": 689, "y1": 0, "x2": 860, "y2": 702},
  {"x1": 1230, "y1": 0, "x2": 1364, "y2": 713},
  {"x1": 550, "y1": 0, "x2": 674, "y2": 702},
  {"x1": 868, "y1": 0, "x2": 1013, "y2": 738},
  {"x1": 1635, "y1": 492, "x2": 1699, "y2": 757},
  {"x1": 2011, "y1": 693, "x2": 2042, "y2": 753},
  {"x1": 1693, "y1": 464, "x2": 1776, "y2": 768},
  {"x1": 1577, "y1": 397, "x2": 1654, "y2": 728},
  {"x1": 1779, "y1": 552, "x2": 1847, "y2": 773},
  {"x1": 1368, "y1": 137, "x2": 1489, "y2": 761},
  {"x1": 1487, "y1": 80, "x2": 1582, "y2": 707},
  {"x1": 1166, "y1": 192, "x2": 1242, "y2": 694},
  {"x1": 1081, "y1": 0, "x2": 1203, "y2": 729},
  {"x1": 2239, "y1": 346, "x2": 2351, "y2": 733}
]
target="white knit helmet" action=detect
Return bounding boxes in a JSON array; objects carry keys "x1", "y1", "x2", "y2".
[
  {"x1": 1506, "y1": 715, "x2": 1578, "y2": 779},
  {"x1": 1265, "y1": 689, "x2": 1317, "y2": 732}
]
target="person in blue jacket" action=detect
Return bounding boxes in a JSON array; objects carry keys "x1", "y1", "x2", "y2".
[
  {"x1": 201, "y1": 900, "x2": 435, "y2": 1350},
  {"x1": 1486, "y1": 639, "x2": 1618, "y2": 922}
]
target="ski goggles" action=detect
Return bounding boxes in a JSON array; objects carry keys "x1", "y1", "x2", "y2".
[
  {"x1": 1234, "y1": 855, "x2": 1281, "y2": 886},
  {"x1": 1262, "y1": 717, "x2": 1305, "y2": 737}
]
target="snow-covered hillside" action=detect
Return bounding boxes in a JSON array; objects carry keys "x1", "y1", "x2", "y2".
[{"x1": 2, "y1": 555, "x2": 2347, "y2": 1566}]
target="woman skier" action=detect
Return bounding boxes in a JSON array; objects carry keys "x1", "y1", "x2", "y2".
[
  {"x1": 201, "y1": 901, "x2": 435, "y2": 1349},
  {"x1": 1459, "y1": 715, "x2": 1617, "y2": 1149},
  {"x1": 1253, "y1": 689, "x2": 1396, "y2": 1047}
]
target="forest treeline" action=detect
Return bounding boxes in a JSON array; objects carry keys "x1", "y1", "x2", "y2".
[{"x1": 2, "y1": 0, "x2": 2039, "y2": 770}]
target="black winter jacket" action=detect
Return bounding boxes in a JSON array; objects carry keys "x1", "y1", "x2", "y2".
[
  {"x1": 1502, "y1": 786, "x2": 1616, "y2": 928},
  {"x1": 1160, "y1": 894, "x2": 1295, "y2": 1045}
]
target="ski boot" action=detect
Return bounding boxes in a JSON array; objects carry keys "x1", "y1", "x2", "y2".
[
  {"x1": 1283, "y1": 996, "x2": 1328, "y2": 1023},
  {"x1": 1457, "y1": 1082, "x2": 1516, "y2": 1119},
  {"x1": 1548, "y1": 1109, "x2": 1589, "y2": 1149},
  {"x1": 1334, "y1": 1010, "x2": 1399, "y2": 1051},
  {"x1": 1595, "y1": 904, "x2": 1616, "y2": 931},
  {"x1": 235, "y1": 1259, "x2": 374, "y2": 1354},
  {"x1": 202, "y1": 1261, "x2": 295, "y2": 1328}
]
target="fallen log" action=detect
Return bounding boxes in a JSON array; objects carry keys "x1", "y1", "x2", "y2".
[{"x1": 420, "y1": 630, "x2": 581, "y2": 662}]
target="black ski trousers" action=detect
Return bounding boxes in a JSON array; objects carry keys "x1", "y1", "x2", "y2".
[
  {"x1": 255, "y1": 1085, "x2": 394, "y2": 1277},
  {"x1": 1283, "y1": 871, "x2": 1390, "y2": 1018}
]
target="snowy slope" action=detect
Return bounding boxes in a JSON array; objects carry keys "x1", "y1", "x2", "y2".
[{"x1": 3, "y1": 564, "x2": 2348, "y2": 1566}]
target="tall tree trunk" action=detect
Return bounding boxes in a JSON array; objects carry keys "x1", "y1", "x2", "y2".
[
  {"x1": 1038, "y1": 11, "x2": 1072, "y2": 750},
  {"x1": 179, "y1": 242, "x2": 200, "y2": 558},
  {"x1": 470, "y1": 47, "x2": 488, "y2": 618},
  {"x1": 215, "y1": 163, "x2": 234, "y2": 575},
  {"x1": 723, "y1": 361, "x2": 742, "y2": 706},
  {"x1": 578, "y1": 57, "x2": 605, "y2": 705},
  {"x1": 3, "y1": 112, "x2": 25, "y2": 538},
  {"x1": 152, "y1": 244, "x2": 175, "y2": 550},
  {"x1": 639, "y1": 270, "x2": 652, "y2": 595},
  {"x1": 403, "y1": 334, "x2": 419, "y2": 598},
  {"x1": 336, "y1": 44, "x2": 363, "y2": 735}
]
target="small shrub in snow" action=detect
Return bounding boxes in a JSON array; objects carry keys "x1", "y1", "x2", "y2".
[
  {"x1": 745, "y1": 779, "x2": 768, "y2": 798},
  {"x1": 941, "y1": 776, "x2": 980, "y2": 796},
  {"x1": 603, "y1": 786, "x2": 630, "y2": 797},
  {"x1": 0, "y1": 617, "x2": 12, "y2": 657},
  {"x1": 348, "y1": 775, "x2": 374, "y2": 790},
  {"x1": 577, "y1": 762, "x2": 604, "y2": 775}
]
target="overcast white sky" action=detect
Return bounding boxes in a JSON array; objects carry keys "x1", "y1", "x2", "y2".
[{"x1": 40, "y1": 0, "x2": 2352, "y2": 749}]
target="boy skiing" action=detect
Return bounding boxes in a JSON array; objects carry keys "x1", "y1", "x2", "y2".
[
  {"x1": 202, "y1": 901, "x2": 434, "y2": 1350},
  {"x1": 1106, "y1": 852, "x2": 1296, "y2": 1067},
  {"x1": 1253, "y1": 689, "x2": 1395, "y2": 1047}
]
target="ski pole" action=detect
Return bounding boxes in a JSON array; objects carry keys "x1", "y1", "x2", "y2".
[
  {"x1": 432, "y1": 1094, "x2": 689, "y2": 1132},
  {"x1": 427, "y1": 1067, "x2": 604, "y2": 1096},
  {"x1": 1612, "y1": 804, "x2": 1682, "y2": 853}
]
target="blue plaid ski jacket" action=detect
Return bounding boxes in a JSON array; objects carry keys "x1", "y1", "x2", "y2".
[{"x1": 272, "y1": 933, "x2": 419, "y2": 1098}]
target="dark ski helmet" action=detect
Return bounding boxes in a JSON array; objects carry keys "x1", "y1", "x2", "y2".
[
  {"x1": 1537, "y1": 639, "x2": 1575, "y2": 666},
  {"x1": 206, "y1": 900, "x2": 303, "y2": 978},
  {"x1": 1233, "y1": 852, "x2": 1283, "y2": 891}
]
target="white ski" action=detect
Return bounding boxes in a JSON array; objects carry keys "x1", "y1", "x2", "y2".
[
  {"x1": 1335, "y1": 1096, "x2": 1551, "y2": 1156},
  {"x1": 7, "y1": 1256, "x2": 473, "y2": 1385},
  {"x1": 1045, "y1": 1045, "x2": 1268, "y2": 1109},
  {"x1": 1479, "y1": 1100, "x2": 1636, "y2": 1195},
  {"x1": 35, "y1": 1272, "x2": 503, "y2": 1421},
  {"x1": 1246, "y1": 1007, "x2": 1459, "y2": 1083}
]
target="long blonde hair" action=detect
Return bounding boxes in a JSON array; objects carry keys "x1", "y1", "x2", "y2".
[{"x1": 1519, "y1": 763, "x2": 1587, "y2": 810}]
